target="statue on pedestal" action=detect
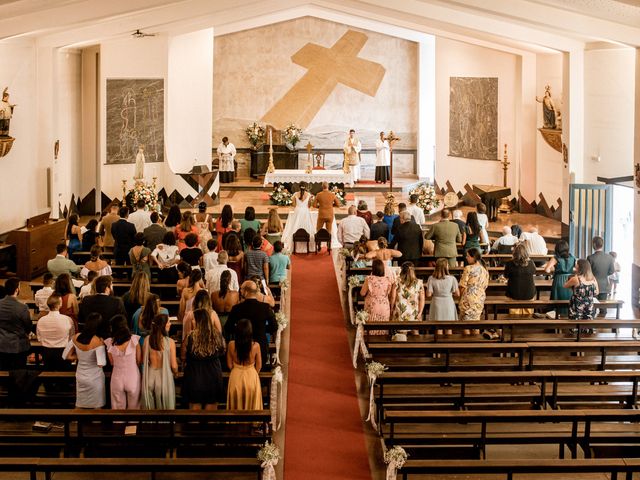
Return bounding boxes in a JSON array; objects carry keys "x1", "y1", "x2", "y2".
[
  {"x1": 536, "y1": 85, "x2": 559, "y2": 130},
  {"x1": 134, "y1": 145, "x2": 145, "y2": 181},
  {"x1": 0, "y1": 88, "x2": 16, "y2": 137}
]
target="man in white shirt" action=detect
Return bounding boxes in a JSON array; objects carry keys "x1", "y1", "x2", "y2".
[
  {"x1": 519, "y1": 227, "x2": 548, "y2": 255},
  {"x1": 202, "y1": 239, "x2": 219, "y2": 272},
  {"x1": 406, "y1": 194, "x2": 426, "y2": 225},
  {"x1": 491, "y1": 226, "x2": 518, "y2": 253},
  {"x1": 217, "y1": 136, "x2": 237, "y2": 183},
  {"x1": 34, "y1": 273, "x2": 54, "y2": 313},
  {"x1": 337, "y1": 205, "x2": 370, "y2": 249},
  {"x1": 205, "y1": 251, "x2": 239, "y2": 295},
  {"x1": 128, "y1": 199, "x2": 152, "y2": 233},
  {"x1": 36, "y1": 294, "x2": 75, "y2": 371},
  {"x1": 343, "y1": 129, "x2": 362, "y2": 183}
]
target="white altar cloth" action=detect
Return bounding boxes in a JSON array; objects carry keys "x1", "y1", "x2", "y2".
[
  {"x1": 282, "y1": 210, "x2": 342, "y2": 253},
  {"x1": 264, "y1": 169, "x2": 354, "y2": 187}
]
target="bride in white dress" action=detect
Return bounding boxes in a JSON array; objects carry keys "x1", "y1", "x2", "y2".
[{"x1": 282, "y1": 184, "x2": 315, "y2": 252}]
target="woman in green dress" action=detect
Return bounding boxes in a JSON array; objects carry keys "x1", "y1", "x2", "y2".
[
  {"x1": 462, "y1": 211, "x2": 482, "y2": 261},
  {"x1": 543, "y1": 240, "x2": 576, "y2": 317}
]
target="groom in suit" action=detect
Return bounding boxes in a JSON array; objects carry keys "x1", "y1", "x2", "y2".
[{"x1": 314, "y1": 182, "x2": 340, "y2": 233}]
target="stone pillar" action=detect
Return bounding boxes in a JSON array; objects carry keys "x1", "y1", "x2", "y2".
[{"x1": 632, "y1": 48, "x2": 640, "y2": 307}]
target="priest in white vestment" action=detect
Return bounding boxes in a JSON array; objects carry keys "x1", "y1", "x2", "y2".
[
  {"x1": 217, "y1": 136, "x2": 236, "y2": 183},
  {"x1": 343, "y1": 129, "x2": 362, "y2": 183},
  {"x1": 375, "y1": 131, "x2": 390, "y2": 184}
]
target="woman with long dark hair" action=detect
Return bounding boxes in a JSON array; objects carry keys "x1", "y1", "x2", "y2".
[
  {"x1": 181, "y1": 289, "x2": 222, "y2": 362},
  {"x1": 178, "y1": 269, "x2": 204, "y2": 322},
  {"x1": 240, "y1": 206, "x2": 261, "y2": 235},
  {"x1": 543, "y1": 239, "x2": 576, "y2": 317},
  {"x1": 164, "y1": 205, "x2": 182, "y2": 232},
  {"x1": 210, "y1": 270, "x2": 239, "y2": 324},
  {"x1": 141, "y1": 314, "x2": 177, "y2": 409},
  {"x1": 215, "y1": 205, "x2": 234, "y2": 252},
  {"x1": 105, "y1": 315, "x2": 141, "y2": 409},
  {"x1": 132, "y1": 293, "x2": 168, "y2": 340},
  {"x1": 462, "y1": 211, "x2": 482, "y2": 255},
  {"x1": 66, "y1": 214, "x2": 82, "y2": 259},
  {"x1": 225, "y1": 234, "x2": 245, "y2": 284},
  {"x1": 81, "y1": 218, "x2": 100, "y2": 251},
  {"x1": 564, "y1": 259, "x2": 599, "y2": 321},
  {"x1": 226, "y1": 318, "x2": 262, "y2": 410}
]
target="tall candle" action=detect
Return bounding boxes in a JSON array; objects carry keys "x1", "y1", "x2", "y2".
[{"x1": 269, "y1": 128, "x2": 273, "y2": 148}]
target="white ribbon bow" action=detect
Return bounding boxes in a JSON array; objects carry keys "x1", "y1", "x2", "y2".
[
  {"x1": 352, "y1": 320, "x2": 371, "y2": 368},
  {"x1": 347, "y1": 285, "x2": 356, "y2": 325},
  {"x1": 365, "y1": 369, "x2": 379, "y2": 430},
  {"x1": 261, "y1": 459, "x2": 278, "y2": 480},
  {"x1": 270, "y1": 366, "x2": 284, "y2": 432},
  {"x1": 385, "y1": 461, "x2": 399, "y2": 480},
  {"x1": 275, "y1": 323, "x2": 285, "y2": 365}
]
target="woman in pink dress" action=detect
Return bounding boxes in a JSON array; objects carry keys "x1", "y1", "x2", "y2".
[
  {"x1": 360, "y1": 259, "x2": 392, "y2": 335},
  {"x1": 105, "y1": 315, "x2": 141, "y2": 409}
]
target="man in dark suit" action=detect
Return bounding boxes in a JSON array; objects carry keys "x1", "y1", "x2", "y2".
[
  {"x1": 0, "y1": 277, "x2": 32, "y2": 370},
  {"x1": 587, "y1": 236, "x2": 615, "y2": 316},
  {"x1": 224, "y1": 280, "x2": 276, "y2": 365},
  {"x1": 390, "y1": 211, "x2": 424, "y2": 265},
  {"x1": 79, "y1": 275, "x2": 126, "y2": 338},
  {"x1": 370, "y1": 211, "x2": 389, "y2": 241},
  {"x1": 391, "y1": 203, "x2": 415, "y2": 237},
  {"x1": 143, "y1": 212, "x2": 166, "y2": 251},
  {"x1": 111, "y1": 206, "x2": 137, "y2": 265}
]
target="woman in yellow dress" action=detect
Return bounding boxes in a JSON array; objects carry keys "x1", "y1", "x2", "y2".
[
  {"x1": 458, "y1": 248, "x2": 489, "y2": 335},
  {"x1": 226, "y1": 319, "x2": 262, "y2": 410}
]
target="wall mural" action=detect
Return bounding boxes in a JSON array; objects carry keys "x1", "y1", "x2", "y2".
[
  {"x1": 449, "y1": 77, "x2": 498, "y2": 161},
  {"x1": 106, "y1": 78, "x2": 164, "y2": 165}
]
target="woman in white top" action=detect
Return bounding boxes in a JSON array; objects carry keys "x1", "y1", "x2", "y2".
[
  {"x1": 476, "y1": 203, "x2": 490, "y2": 249},
  {"x1": 151, "y1": 231, "x2": 181, "y2": 283},
  {"x1": 80, "y1": 245, "x2": 112, "y2": 279},
  {"x1": 375, "y1": 131, "x2": 390, "y2": 184}
]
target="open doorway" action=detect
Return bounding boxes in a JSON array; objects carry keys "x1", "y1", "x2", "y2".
[{"x1": 611, "y1": 185, "x2": 634, "y2": 309}]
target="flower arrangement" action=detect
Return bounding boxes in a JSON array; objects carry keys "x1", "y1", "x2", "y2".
[
  {"x1": 275, "y1": 311, "x2": 289, "y2": 330},
  {"x1": 338, "y1": 247, "x2": 352, "y2": 258},
  {"x1": 283, "y1": 123, "x2": 302, "y2": 148},
  {"x1": 384, "y1": 445, "x2": 408, "y2": 468},
  {"x1": 245, "y1": 122, "x2": 266, "y2": 148},
  {"x1": 128, "y1": 182, "x2": 158, "y2": 211},
  {"x1": 257, "y1": 440, "x2": 280, "y2": 464},
  {"x1": 329, "y1": 184, "x2": 346, "y2": 206},
  {"x1": 279, "y1": 279, "x2": 290, "y2": 290},
  {"x1": 366, "y1": 361, "x2": 387, "y2": 378},
  {"x1": 348, "y1": 275, "x2": 361, "y2": 288},
  {"x1": 355, "y1": 310, "x2": 369, "y2": 324},
  {"x1": 269, "y1": 184, "x2": 293, "y2": 206},
  {"x1": 408, "y1": 182, "x2": 440, "y2": 214}
]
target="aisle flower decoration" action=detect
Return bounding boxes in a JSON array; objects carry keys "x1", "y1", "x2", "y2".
[
  {"x1": 339, "y1": 247, "x2": 351, "y2": 258},
  {"x1": 365, "y1": 362, "x2": 387, "y2": 430},
  {"x1": 329, "y1": 184, "x2": 346, "y2": 206},
  {"x1": 245, "y1": 122, "x2": 266, "y2": 149},
  {"x1": 128, "y1": 182, "x2": 159, "y2": 211},
  {"x1": 274, "y1": 312, "x2": 289, "y2": 365},
  {"x1": 283, "y1": 123, "x2": 302, "y2": 148},
  {"x1": 270, "y1": 366, "x2": 284, "y2": 432},
  {"x1": 384, "y1": 446, "x2": 408, "y2": 480},
  {"x1": 347, "y1": 275, "x2": 361, "y2": 323},
  {"x1": 353, "y1": 310, "x2": 371, "y2": 368},
  {"x1": 257, "y1": 441, "x2": 280, "y2": 480},
  {"x1": 269, "y1": 184, "x2": 293, "y2": 206},
  {"x1": 408, "y1": 182, "x2": 440, "y2": 214},
  {"x1": 348, "y1": 276, "x2": 361, "y2": 288}
]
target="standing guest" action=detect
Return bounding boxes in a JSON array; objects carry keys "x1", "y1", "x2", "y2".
[
  {"x1": 150, "y1": 232, "x2": 181, "y2": 284},
  {"x1": 356, "y1": 200, "x2": 373, "y2": 226},
  {"x1": 181, "y1": 289, "x2": 222, "y2": 361},
  {"x1": 390, "y1": 211, "x2": 423, "y2": 265},
  {"x1": 519, "y1": 227, "x2": 548, "y2": 256},
  {"x1": 164, "y1": 205, "x2": 182, "y2": 233},
  {"x1": 36, "y1": 294, "x2": 75, "y2": 371},
  {"x1": 66, "y1": 214, "x2": 83, "y2": 260},
  {"x1": 202, "y1": 239, "x2": 219, "y2": 272},
  {"x1": 129, "y1": 232, "x2": 151, "y2": 278},
  {"x1": 178, "y1": 269, "x2": 205, "y2": 322},
  {"x1": 587, "y1": 236, "x2": 615, "y2": 317},
  {"x1": 360, "y1": 259, "x2": 393, "y2": 335},
  {"x1": 174, "y1": 211, "x2": 199, "y2": 252},
  {"x1": 194, "y1": 202, "x2": 213, "y2": 252},
  {"x1": 111, "y1": 207, "x2": 137, "y2": 265},
  {"x1": 105, "y1": 315, "x2": 141, "y2": 409},
  {"x1": 383, "y1": 202, "x2": 398, "y2": 243},
  {"x1": 475, "y1": 203, "x2": 490, "y2": 247},
  {"x1": 217, "y1": 136, "x2": 237, "y2": 183},
  {"x1": 239, "y1": 206, "x2": 261, "y2": 236},
  {"x1": 81, "y1": 219, "x2": 100, "y2": 252},
  {"x1": 406, "y1": 194, "x2": 426, "y2": 226},
  {"x1": 224, "y1": 281, "x2": 276, "y2": 366},
  {"x1": 337, "y1": 205, "x2": 370, "y2": 249},
  {"x1": 452, "y1": 209, "x2": 466, "y2": 236},
  {"x1": 243, "y1": 228, "x2": 257, "y2": 254},
  {"x1": 128, "y1": 199, "x2": 152, "y2": 233},
  {"x1": 564, "y1": 259, "x2": 599, "y2": 321},
  {"x1": 375, "y1": 131, "x2": 390, "y2": 184},
  {"x1": 78, "y1": 271, "x2": 98, "y2": 300},
  {"x1": 425, "y1": 258, "x2": 459, "y2": 335},
  {"x1": 458, "y1": 248, "x2": 489, "y2": 335},
  {"x1": 81, "y1": 245, "x2": 112, "y2": 279},
  {"x1": 226, "y1": 319, "x2": 262, "y2": 410},
  {"x1": 609, "y1": 252, "x2": 621, "y2": 295},
  {"x1": 391, "y1": 262, "x2": 425, "y2": 331},
  {"x1": 261, "y1": 208, "x2": 284, "y2": 245},
  {"x1": 210, "y1": 270, "x2": 240, "y2": 328},
  {"x1": 314, "y1": 182, "x2": 340, "y2": 234},
  {"x1": 176, "y1": 262, "x2": 192, "y2": 298},
  {"x1": 245, "y1": 235, "x2": 269, "y2": 281},
  {"x1": 54, "y1": 273, "x2": 79, "y2": 332},
  {"x1": 183, "y1": 308, "x2": 226, "y2": 410},
  {"x1": 365, "y1": 237, "x2": 402, "y2": 269},
  {"x1": 491, "y1": 226, "x2": 518, "y2": 254},
  {"x1": 462, "y1": 211, "x2": 482, "y2": 256},
  {"x1": 391, "y1": 203, "x2": 415, "y2": 238},
  {"x1": 47, "y1": 243, "x2": 81, "y2": 280},
  {"x1": 370, "y1": 211, "x2": 389, "y2": 242},
  {"x1": 268, "y1": 241, "x2": 290, "y2": 284},
  {"x1": 215, "y1": 205, "x2": 234, "y2": 252},
  {"x1": 79, "y1": 275, "x2": 126, "y2": 339},
  {"x1": 143, "y1": 212, "x2": 166, "y2": 252},
  {"x1": 180, "y1": 233, "x2": 203, "y2": 268},
  {"x1": 122, "y1": 272, "x2": 150, "y2": 327},
  {"x1": 425, "y1": 209, "x2": 461, "y2": 267},
  {"x1": 34, "y1": 273, "x2": 55, "y2": 313},
  {"x1": 542, "y1": 240, "x2": 576, "y2": 318},
  {"x1": 62, "y1": 312, "x2": 106, "y2": 409},
  {"x1": 99, "y1": 203, "x2": 120, "y2": 248},
  {"x1": 0, "y1": 277, "x2": 32, "y2": 369},
  {"x1": 205, "y1": 251, "x2": 240, "y2": 294},
  {"x1": 132, "y1": 294, "x2": 168, "y2": 341},
  {"x1": 141, "y1": 314, "x2": 177, "y2": 410},
  {"x1": 223, "y1": 220, "x2": 243, "y2": 252},
  {"x1": 226, "y1": 235, "x2": 245, "y2": 283}
]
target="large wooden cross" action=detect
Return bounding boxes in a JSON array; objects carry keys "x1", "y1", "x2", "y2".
[{"x1": 262, "y1": 30, "x2": 386, "y2": 129}]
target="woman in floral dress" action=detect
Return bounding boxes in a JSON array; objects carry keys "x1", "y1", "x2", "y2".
[
  {"x1": 391, "y1": 262, "x2": 425, "y2": 335},
  {"x1": 458, "y1": 248, "x2": 489, "y2": 335},
  {"x1": 564, "y1": 259, "x2": 599, "y2": 320},
  {"x1": 360, "y1": 259, "x2": 392, "y2": 335}
]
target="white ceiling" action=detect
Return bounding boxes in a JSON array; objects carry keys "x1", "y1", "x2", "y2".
[{"x1": 530, "y1": 0, "x2": 640, "y2": 28}]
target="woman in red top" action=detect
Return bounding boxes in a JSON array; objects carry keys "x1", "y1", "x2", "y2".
[
  {"x1": 214, "y1": 204, "x2": 234, "y2": 252},
  {"x1": 174, "y1": 212, "x2": 200, "y2": 251}
]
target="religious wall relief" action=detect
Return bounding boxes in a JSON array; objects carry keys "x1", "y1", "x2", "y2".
[
  {"x1": 448, "y1": 77, "x2": 498, "y2": 161},
  {"x1": 106, "y1": 78, "x2": 164, "y2": 165}
]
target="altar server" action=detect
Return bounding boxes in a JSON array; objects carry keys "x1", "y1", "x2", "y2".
[
  {"x1": 343, "y1": 129, "x2": 362, "y2": 183},
  {"x1": 375, "y1": 131, "x2": 390, "y2": 184},
  {"x1": 217, "y1": 137, "x2": 237, "y2": 183}
]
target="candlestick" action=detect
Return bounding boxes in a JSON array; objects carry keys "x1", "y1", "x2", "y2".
[{"x1": 266, "y1": 127, "x2": 275, "y2": 174}]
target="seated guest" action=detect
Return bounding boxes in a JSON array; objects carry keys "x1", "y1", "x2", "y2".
[
  {"x1": 105, "y1": 315, "x2": 141, "y2": 409},
  {"x1": 370, "y1": 211, "x2": 389, "y2": 242},
  {"x1": 151, "y1": 232, "x2": 181, "y2": 284},
  {"x1": 47, "y1": 243, "x2": 81, "y2": 280},
  {"x1": 202, "y1": 239, "x2": 219, "y2": 272},
  {"x1": 215, "y1": 205, "x2": 234, "y2": 252},
  {"x1": 390, "y1": 211, "x2": 423, "y2": 265},
  {"x1": 180, "y1": 232, "x2": 203, "y2": 268},
  {"x1": 181, "y1": 290, "x2": 222, "y2": 362},
  {"x1": 129, "y1": 232, "x2": 151, "y2": 278},
  {"x1": 222, "y1": 220, "x2": 242, "y2": 252},
  {"x1": 81, "y1": 245, "x2": 112, "y2": 279},
  {"x1": 261, "y1": 208, "x2": 283, "y2": 245},
  {"x1": 452, "y1": 209, "x2": 466, "y2": 235},
  {"x1": 391, "y1": 203, "x2": 415, "y2": 238},
  {"x1": 245, "y1": 235, "x2": 269, "y2": 281},
  {"x1": 564, "y1": 259, "x2": 599, "y2": 321},
  {"x1": 425, "y1": 209, "x2": 461, "y2": 267},
  {"x1": 63, "y1": 312, "x2": 107, "y2": 409},
  {"x1": 491, "y1": 226, "x2": 518, "y2": 253},
  {"x1": 128, "y1": 199, "x2": 152, "y2": 233},
  {"x1": 383, "y1": 202, "x2": 398, "y2": 243},
  {"x1": 338, "y1": 205, "x2": 370, "y2": 249},
  {"x1": 78, "y1": 271, "x2": 98, "y2": 300},
  {"x1": 360, "y1": 259, "x2": 392, "y2": 334},
  {"x1": 111, "y1": 207, "x2": 137, "y2": 265},
  {"x1": 511, "y1": 224, "x2": 523, "y2": 239},
  {"x1": 205, "y1": 251, "x2": 240, "y2": 295},
  {"x1": 225, "y1": 235, "x2": 245, "y2": 284},
  {"x1": 122, "y1": 272, "x2": 150, "y2": 326},
  {"x1": 141, "y1": 314, "x2": 177, "y2": 410},
  {"x1": 226, "y1": 318, "x2": 262, "y2": 410},
  {"x1": 81, "y1": 219, "x2": 100, "y2": 252},
  {"x1": 143, "y1": 212, "x2": 166, "y2": 251},
  {"x1": 239, "y1": 206, "x2": 261, "y2": 235},
  {"x1": 356, "y1": 200, "x2": 373, "y2": 226},
  {"x1": 34, "y1": 273, "x2": 55, "y2": 313},
  {"x1": 132, "y1": 293, "x2": 168, "y2": 341},
  {"x1": 176, "y1": 262, "x2": 192, "y2": 298},
  {"x1": 54, "y1": 273, "x2": 79, "y2": 332},
  {"x1": 519, "y1": 227, "x2": 548, "y2": 255},
  {"x1": 458, "y1": 248, "x2": 489, "y2": 335},
  {"x1": 175, "y1": 211, "x2": 200, "y2": 251},
  {"x1": 268, "y1": 241, "x2": 290, "y2": 284},
  {"x1": 164, "y1": 205, "x2": 181, "y2": 233},
  {"x1": 66, "y1": 214, "x2": 83, "y2": 260},
  {"x1": 36, "y1": 294, "x2": 75, "y2": 370},
  {"x1": 406, "y1": 194, "x2": 426, "y2": 226},
  {"x1": 210, "y1": 270, "x2": 240, "y2": 327},
  {"x1": 79, "y1": 275, "x2": 126, "y2": 339},
  {"x1": 0, "y1": 277, "x2": 32, "y2": 370}
]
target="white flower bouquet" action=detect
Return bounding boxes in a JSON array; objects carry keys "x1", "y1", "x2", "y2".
[
  {"x1": 408, "y1": 182, "x2": 440, "y2": 214},
  {"x1": 348, "y1": 276, "x2": 361, "y2": 288},
  {"x1": 355, "y1": 310, "x2": 369, "y2": 324},
  {"x1": 283, "y1": 123, "x2": 302, "y2": 148},
  {"x1": 128, "y1": 183, "x2": 158, "y2": 211},
  {"x1": 366, "y1": 361, "x2": 387, "y2": 378},
  {"x1": 384, "y1": 445, "x2": 408, "y2": 468},
  {"x1": 329, "y1": 184, "x2": 346, "y2": 206},
  {"x1": 257, "y1": 441, "x2": 280, "y2": 463},
  {"x1": 269, "y1": 184, "x2": 293, "y2": 206},
  {"x1": 245, "y1": 122, "x2": 266, "y2": 148},
  {"x1": 275, "y1": 311, "x2": 288, "y2": 330}
]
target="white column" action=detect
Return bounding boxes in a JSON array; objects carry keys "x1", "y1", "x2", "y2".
[
  {"x1": 633, "y1": 47, "x2": 640, "y2": 305},
  {"x1": 417, "y1": 35, "x2": 436, "y2": 181}
]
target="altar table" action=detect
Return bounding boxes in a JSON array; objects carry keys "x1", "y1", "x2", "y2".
[{"x1": 264, "y1": 169, "x2": 355, "y2": 188}]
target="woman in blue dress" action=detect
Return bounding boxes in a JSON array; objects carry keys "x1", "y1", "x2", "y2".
[{"x1": 382, "y1": 202, "x2": 399, "y2": 243}]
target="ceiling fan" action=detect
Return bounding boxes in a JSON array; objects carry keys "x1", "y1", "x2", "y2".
[{"x1": 132, "y1": 29, "x2": 156, "y2": 38}]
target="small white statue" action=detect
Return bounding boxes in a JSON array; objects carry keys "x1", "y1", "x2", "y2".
[{"x1": 134, "y1": 145, "x2": 145, "y2": 181}]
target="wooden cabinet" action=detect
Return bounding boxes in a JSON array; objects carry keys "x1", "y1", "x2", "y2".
[{"x1": 7, "y1": 220, "x2": 66, "y2": 280}]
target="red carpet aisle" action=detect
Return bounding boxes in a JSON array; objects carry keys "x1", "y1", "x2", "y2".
[{"x1": 283, "y1": 254, "x2": 371, "y2": 479}]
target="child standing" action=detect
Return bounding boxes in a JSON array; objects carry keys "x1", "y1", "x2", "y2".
[{"x1": 608, "y1": 251, "x2": 621, "y2": 295}]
